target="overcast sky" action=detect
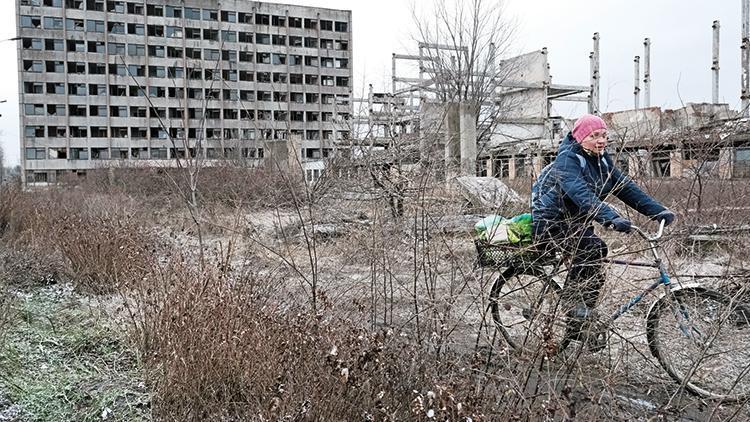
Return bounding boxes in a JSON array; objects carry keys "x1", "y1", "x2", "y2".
[{"x1": 1, "y1": 0, "x2": 741, "y2": 165}]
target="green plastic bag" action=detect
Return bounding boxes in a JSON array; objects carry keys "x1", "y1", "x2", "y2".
[{"x1": 474, "y1": 213, "x2": 533, "y2": 245}]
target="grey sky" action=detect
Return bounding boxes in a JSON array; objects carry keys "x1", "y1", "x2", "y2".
[{"x1": 1, "y1": 0, "x2": 741, "y2": 165}]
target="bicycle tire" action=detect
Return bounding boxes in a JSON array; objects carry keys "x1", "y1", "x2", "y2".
[
  {"x1": 647, "y1": 287, "x2": 750, "y2": 401},
  {"x1": 489, "y1": 264, "x2": 567, "y2": 356}
]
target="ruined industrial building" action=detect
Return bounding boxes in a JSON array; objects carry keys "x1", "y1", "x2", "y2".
[
  {"x1": 15, "y1": 0, "x2": 750, "y2": 186},
  {"x1": 17, "y1": 0, "x2": 352, "y2": 184}
]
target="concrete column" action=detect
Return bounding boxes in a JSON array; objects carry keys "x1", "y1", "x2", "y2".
[
  {"x1": 669, "y1": 149, "x2": 683, "y2": 178},
  {"x1": 444, "y1": 103, "x2": 461, "y2": 179},
  {"x1": 636, "y1": 149, "x2": 653, "y2": 178},
  {"x1": 508, "y1": 155, "x2": 517, "y2": 180},
  {"x1": 531, "y1": 154, "x2": 544, "y2": 178},
  {"x1": 719, "y1": 147, "x2": 734, "y2": 179},
  {"x1": 458, "y1": 103, "x2": 477, "y2": 176},
  {"x1": 487, "y1": 155, "x2": 495, "y2": 177}
]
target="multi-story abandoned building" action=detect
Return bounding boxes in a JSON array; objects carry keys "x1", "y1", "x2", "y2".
[{"x1": 17, "y1": 0, "x2": 352, "y2": 184}]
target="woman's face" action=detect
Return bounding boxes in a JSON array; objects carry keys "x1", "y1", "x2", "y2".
[{"x1": 580, "y1": 129, "x2": 608, "y2": 155}]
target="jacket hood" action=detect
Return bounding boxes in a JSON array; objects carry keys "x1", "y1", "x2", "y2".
[{"x1": 559, "y1": 132, "x2": 579, "y2": 154}]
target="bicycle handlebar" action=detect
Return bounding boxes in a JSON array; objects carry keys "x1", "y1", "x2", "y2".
[{"x1": 630, "y1": 219, "x2": 666, "y2": 242}]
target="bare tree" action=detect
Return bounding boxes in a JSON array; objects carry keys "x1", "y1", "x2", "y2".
[{"x1": 411, "y1": 0, "x2": 518, "y2": 145}]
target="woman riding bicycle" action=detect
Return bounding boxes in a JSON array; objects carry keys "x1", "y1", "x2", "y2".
[{"x1": 531, "y1": 114, "x2": 675, "y2": 338}]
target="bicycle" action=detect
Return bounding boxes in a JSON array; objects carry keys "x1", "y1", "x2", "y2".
[{"x1": 476, "y1": 220, "x2": 750, "y2": 401}]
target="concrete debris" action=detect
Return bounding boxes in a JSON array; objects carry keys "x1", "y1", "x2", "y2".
[
  {"x1": 431, "y1": 214, "x2": 484, "y2": 234},
  {"x1": 313, "y1": 223, "x2": 340, "y2": 239},
  {"x1": 454, "y1": 176, "x2": 524, "y2": 211}
]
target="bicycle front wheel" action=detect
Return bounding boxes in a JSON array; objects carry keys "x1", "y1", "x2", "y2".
[
  {"x1": 489, "y1": 265, "x2": 566, "y2": 356},
  {"x1": 647, "y1": 287, "x2": 750, "y2": 401}
]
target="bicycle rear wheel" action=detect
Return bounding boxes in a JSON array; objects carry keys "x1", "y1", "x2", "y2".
[
  {"x1": 647, "y1": 287, "x2": 750, "y2": 401},
  {"x1": 489, "y1": 264, "x2": 566, "y2": 355}
]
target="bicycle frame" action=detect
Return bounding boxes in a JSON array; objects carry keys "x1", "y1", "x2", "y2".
[{"x1": 603, "y1": 220, "x2": 673, "y2": 322}]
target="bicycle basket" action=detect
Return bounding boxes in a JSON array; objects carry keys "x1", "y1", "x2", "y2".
[{"x1": 474, "y1": 239, "x2": 540, "y2": 268}]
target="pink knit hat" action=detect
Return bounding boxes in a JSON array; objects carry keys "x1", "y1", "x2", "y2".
[{"x1": 572, "y1": 114, "x2": 607, "y2": 143}]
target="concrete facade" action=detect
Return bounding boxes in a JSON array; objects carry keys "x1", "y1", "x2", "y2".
[{"x1": 17, "y1": 0, "x2": 352, "y2": 183}]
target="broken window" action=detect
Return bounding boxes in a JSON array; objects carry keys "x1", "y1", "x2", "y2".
[
  {"x1": 45, "y1": 39, "x2": 64, "y2": 51},
  {"x1": 238, "y1": 12, "x2": 252, "y2": 23},
  {"x1": 221, "y1": 10, "x2": 236, "y2": 22},
  {"x1": 91, "y1": 148, "x2": 109, "y2": 160},
  {"x1": 46, "y1": 104, "x2": 65, "y2": 116},
  {"x1": 166, "y1": 6, "x2": 181, "y2": 18},
  {"x1": 109, "y1": 106, "x2": 127, "y2": 117},
  {"x1": 186, "y1": 28, "x2": 201, "y2": 39},
  {"x1": 493, "y1": 157, "x2": 510, "y2": 178},
  {"x1": 67, "y1": 61, "x2": 87, "y2": 74},
  {"x1": 203, "y1": 9, "x2": 218, "y2": 21},
  {"x1": 90, "y1": 127, "x2": 107, "y2": 137},
  {"x1": 68, "y1": 83, "x2": 86, "y2": 95},
  {"x1": 146, "y1": 4, "x2": 162, "y2": 16},
  {"x1": 89, "y1": 105, "x2": 107, "y2": 116},
  {"x1": 86, "y1": 0, "x2": 104, "y2": 10},
  {"x1": 107, "y1": 1, "x2": 124, "y2": 13},
  {"x1": 148, "y1": 24, "x2": 164, "y2": 37},
  {"x1": 203, "y1": 29, "x2": 219, "y2": 41},
  {"x1": 21, "y1": 15, "x2": 42, "y2": 28},
  {"x1": 88, "y1": 41, "x2": 105, "y2": 53},
  {"x1": 66, "y1": 18, "x2": 85, "y2": 31},
  {"x1": 239, "y1": 32, "x2": 253, "y2": 43},
  {"x1": 70, "y1": 127, "x2": 88, "y2": 138},
  {"x1": 127, "y1": 23, "x2": 144, "y2": 35},
  {"x1": 126, "y1": 2, "x2": 143, "y2": 14},
  {"x1": 167, "y1": 46, "x2": 183, "y2": 58},
  {"x1": 48, "y1": 147, "x2": 67, "y2": 158},
  {"x1": 111, "y1": 127, "x2": 128, "y2": 138},
  {"x1": 108, "y1": 21, "x2": 125, "y2": 34},
  {"x1": 255, "y1": 14, "x2": 269, "y2": 25},
  {"x1": 24, "y1": 82, "x2": 44, "y2": 94},
  {"x1": 112, "y1": 148, "x2": 129, "y2": 159},
  {"x1": 23, "y1": 60, "x2": 43, "y2": 73},
  {"x1": 335, "y1": 40, "x2": 349, "y2": 51},
  {"x1": 23, "y1": 38, "x2": 42, "y2": 50},
  {"x1": 651, "y1": 150, "x2": 671, "y2": 177}
]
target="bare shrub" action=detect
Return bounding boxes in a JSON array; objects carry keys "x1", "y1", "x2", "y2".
[
  {"x1": 129, "y1": 254, "x2": 498, "y2": 420},
  {"x1": 0, "y1": 188, "x2": 155, "y2": 294},
  {"x1": 0, "y1": 247, "x2": 64, "y2": 288}
]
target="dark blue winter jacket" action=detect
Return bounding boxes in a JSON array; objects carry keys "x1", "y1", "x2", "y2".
[{"x1": 531, "y1": 132, "x2": 666, "y2": 227}]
